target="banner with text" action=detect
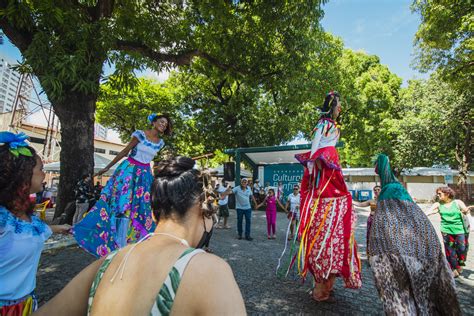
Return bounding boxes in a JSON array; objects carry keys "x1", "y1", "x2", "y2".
[{"x1": 263, "y1": 163, "x2": 303, "y2": 199}]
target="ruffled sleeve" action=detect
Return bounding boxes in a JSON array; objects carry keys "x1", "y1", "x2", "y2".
[
  {"x1": 0, "y1": 206, "x2": 52, "y2": 242},
  {"x1": 131, "y1": 130, "x2": 145, "y2": 143},
  {"x1": 310, "y1": 121, "x2": 324, "y2": 156},
  {"x1": 131, "y1": 130, "x2": 164, "y2": 152},
  {"x1": 0, "y1": 207, "x2": 13, "y2": 236}
]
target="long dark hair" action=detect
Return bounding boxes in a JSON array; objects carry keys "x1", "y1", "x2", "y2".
[
  {"x1": 0, "y1": 145, "x2": 38, "y2": 216},
  {"x1": 319, "y1": 91, "x2": 340, "y2": 122}
]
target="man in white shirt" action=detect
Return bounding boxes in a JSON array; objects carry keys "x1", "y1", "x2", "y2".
[
  {"x1": 285, "y1": 185, "x2": 301, "y2": 240},
  {"x1": 217, "y1": 180, "x2": 230, "y2": 229},
  {"x1": 253, "y1": 179, "x2": 262, "y2": 199}
]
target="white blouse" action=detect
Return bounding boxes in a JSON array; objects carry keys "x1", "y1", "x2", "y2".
[
  {"x1": 310, "y1": 118, "x2": 340, "y2": 156},
  {"x1": 129, "y1": 130, "x2": 165, "y2": 164}
]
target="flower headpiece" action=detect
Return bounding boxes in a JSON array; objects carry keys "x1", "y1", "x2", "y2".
[
  {"x1": 0, "y1": 131, "x2": 33, "y2": 157},
  {"x1": 148, "y1": 113, "x2": 162, "y2": 124}
]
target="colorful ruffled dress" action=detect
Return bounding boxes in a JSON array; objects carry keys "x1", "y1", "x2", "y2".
[
  {"x1": 0, "y1": 205, "x2": 52, "y2": 315},
  {"x1": 368, "y1": 154, "x2": 460, "y2": 315},
  {"x1": 73, "y1": 130, "x2": 164, "y2": 258},
  {"x1": 289, "y1": 118, "x2": 361, "y2": 297}
]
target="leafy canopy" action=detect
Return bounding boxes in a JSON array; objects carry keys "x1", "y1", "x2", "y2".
[{"x1": 412, "y1": 0, "x2": 473, "y2": 91}]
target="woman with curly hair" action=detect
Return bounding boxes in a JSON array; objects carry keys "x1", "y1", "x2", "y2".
[
  {"x1": 0, "y1": 131, "x2": 70, "y2": 315},
  {"x1": 426, "y1": 186, "x2": 469, "y2": 278},
  {"x1": 73, "y1": 113, "x2": 172, "y2": 258}
]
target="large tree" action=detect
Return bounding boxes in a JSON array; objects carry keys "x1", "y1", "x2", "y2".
[
  {"x1": 412, "y1": 0, "x2": 473, "y2": 91},
  {"x1": 0, "y1": 1, "x2": 328, "y2": 218},
  {"x1": 411, "y1": 0, "x2": 473, "y2": 184},
  {"x1": 332, "y1": 49, "x2": 402, "y2": 167},
  {"x1": 391, "y1": 73, "x2": 473, "y2": 184},
  {"x1": 97, "y1": 33, "x2": 344, "y2": 153}
]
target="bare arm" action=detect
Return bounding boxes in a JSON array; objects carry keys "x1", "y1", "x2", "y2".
[
  {"x1": 455, "y1": 200, "x2": 469, "y2": 214},
  {"x1": 276, "y1": 198, "x2": 285, "y2": 210},
  {"x1": 49, "y1": 224, "x2": 72, "y2": 234},
  {"x1": 353, "y1": 200, "x2": 371, "y2": 207},
  {"x1": 426, "y1": 202, "x2": 440, "y2": 216},
  {"x1": 251, "y1": 194, "x2": 257, "y2": 207},
  {"x1": 33, "y1": 259, "x2": 104, "y2": 316},
  {"x1": 285, "y1": 200, "x2": 290, "y2": 212},
  {"x1": 178, "y1": 254, "x2": 246, "y2": 315},
  {"x1": 220, "y1": 187, "x2": 234, "y2": 198},
  {"x1": 96, "y1": 137, "x2": 139, "y2": 176}
]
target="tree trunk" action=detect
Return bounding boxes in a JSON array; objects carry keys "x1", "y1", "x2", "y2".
[{"x1": 53, "y1": 93, "x2": 96, "y2": 221}]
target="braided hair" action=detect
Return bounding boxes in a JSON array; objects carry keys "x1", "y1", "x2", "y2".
[
  {"x1": 151, "y1": 156, "x2": 216, "y2": 221},
  {"x1": 319, "y1": 91, "x2": 341, "y2": 122},
  {"x1": 0, "y1": 144, "x2": 38, "y2": 216}
]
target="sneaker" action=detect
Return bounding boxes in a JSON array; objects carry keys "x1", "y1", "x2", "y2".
[
  {"x1": 237, "y1": 236, "x2": 242, "y2": 240},
  {"x1": 224, "y1": 225, "x2": 231, "y2": 229},
  {"x1": 245, "y1": 236, "x2": 253, "y2": 241}
]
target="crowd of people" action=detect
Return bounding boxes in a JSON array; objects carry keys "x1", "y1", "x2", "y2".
[{"x1": 0, "y1": 91, "x2": 471, "y2": 315}]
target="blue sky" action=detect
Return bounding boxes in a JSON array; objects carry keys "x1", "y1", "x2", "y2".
[
  {"x1": 1, "y1": 0, "x2": 426, "y2": 84},
  {"x1": 321, "y1": 0, "x2": 428, "y2": 83}
]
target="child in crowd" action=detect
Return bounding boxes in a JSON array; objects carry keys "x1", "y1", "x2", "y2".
[
  {"x1": 285, "y1": 185, "x2": 301, "y2": 240},
  {"x1": 257, "y1": 189, "x2": 285, "y2": 239},
  {"x1": 0, "y1": 132, "x2": 70, "y2": 315},
  {"x1": 353, "y1": 185, "x2": 381, "y2": 255}
]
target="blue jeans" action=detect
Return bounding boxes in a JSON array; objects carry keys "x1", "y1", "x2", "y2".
[{"x1": 236, "y1": 208, "x2": 252, "y2": 238}]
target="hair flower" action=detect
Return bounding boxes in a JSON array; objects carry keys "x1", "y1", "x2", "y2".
[
  {"x1": 0, "y1": 131, "x2": 33, "y2": 157},
  {"x1": 148, "y1": 113, "x2": 161, "y2": 124}
]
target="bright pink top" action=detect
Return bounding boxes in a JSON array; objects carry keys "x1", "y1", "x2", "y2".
[{"x1": 266, "y1": 196, "x2": 276, "y2": 212}]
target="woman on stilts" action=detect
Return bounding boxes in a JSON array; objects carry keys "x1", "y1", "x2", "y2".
[
  {"x1": 73, "y1": 113, "x2": 172, "y2": 257},
  {"x1": 294, "y1": 91, "x2": 362, "y2": 301}
]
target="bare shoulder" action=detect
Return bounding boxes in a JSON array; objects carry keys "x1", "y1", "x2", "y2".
[
  {"x1": 186, "y1": 252, "x2": 234, "y2": 279},
  {"x1": 176, "y1": 252, "x2": 245, "y2": 314}
]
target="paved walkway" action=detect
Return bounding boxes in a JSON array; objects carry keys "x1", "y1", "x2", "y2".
[{"x1": 37, "y1": 205, "x2": 474, "y2": 315}]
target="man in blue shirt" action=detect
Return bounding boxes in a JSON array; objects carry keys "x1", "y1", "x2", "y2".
[{"x1": 224, "y1": 178, "x2": 257, "y2": 240}]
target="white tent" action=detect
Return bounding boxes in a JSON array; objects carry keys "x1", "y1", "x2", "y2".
[{"x1": 44, "y1": 153, "x2": 117, "y2": 176}]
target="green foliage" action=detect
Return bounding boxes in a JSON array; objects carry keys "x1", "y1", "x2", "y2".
[
  {"x1": 412, "y1": 0, "x2": 473, "y2": 91},
  {"x1": 335, "y1": 50, "x2": 402, "y2": 167},
  {"x1": 1, "y1": 1, "x2": 329, "y2": 102},
  {"x1": 389, "y1": 73, "x2": 473, "y2": 172},
  {"x1": 96, "y1": 78, "x2": 178, "y2": 139}
]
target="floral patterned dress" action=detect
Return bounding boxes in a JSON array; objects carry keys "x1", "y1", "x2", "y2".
[{"x1": 73, "y1": 130, "x2": 164, "y2": 257}]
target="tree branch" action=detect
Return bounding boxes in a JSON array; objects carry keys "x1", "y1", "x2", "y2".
[
  {"x1": 115, "y1": 40, "x2": 248, "y2": 75},
  {"x1": 116, "y1": 40, "x2": 199, "y2": 65},
  {"x1": 0, "y1": 1, "x2": 35, "y2": 52}
]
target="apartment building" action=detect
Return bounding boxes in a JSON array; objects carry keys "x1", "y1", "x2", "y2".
[{"x1": 0, "y1": 58, "x2": 33, "y2": 113}]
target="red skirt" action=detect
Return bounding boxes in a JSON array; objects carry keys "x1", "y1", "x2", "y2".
[{"x1": 295, "y1": 146, "x2": 361, "y2": 288}]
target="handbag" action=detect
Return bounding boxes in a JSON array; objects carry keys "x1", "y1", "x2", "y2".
[{"x1": 461, "y1": 213, "x2": 470, "y2": 234}]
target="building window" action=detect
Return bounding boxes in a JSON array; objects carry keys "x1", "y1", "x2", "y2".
[
  {"x1": 94, "y1": 148, "x2": 106, "y2": 154},
  {"x1": 109, "y1": 150, "x2": 120, "y2": 156}
]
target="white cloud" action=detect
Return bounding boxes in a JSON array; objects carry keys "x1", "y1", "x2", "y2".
[{"x1": 138, "y1": 69, "x2": 170, "y2": 82}]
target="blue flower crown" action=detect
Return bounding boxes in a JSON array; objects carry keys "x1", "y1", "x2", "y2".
[
  {"x1": 0, "y1": 131, "x2": 33, "y2": 157},
  {"x1": 148, "y1": 113, "x2": 162, "y2": 124}
]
